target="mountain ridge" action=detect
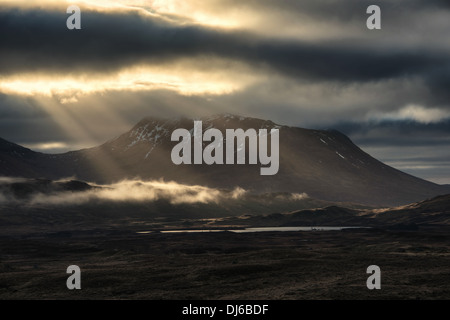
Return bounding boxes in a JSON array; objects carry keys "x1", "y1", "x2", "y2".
[{"x1": 0, "y1": 114, "x2": 449, "y2": 206}]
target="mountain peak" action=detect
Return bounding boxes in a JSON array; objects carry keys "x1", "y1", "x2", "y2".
[
  {"x1": 202, "y1": 113, "x2": 277, "y2": 125},
  {"x1": 133, "y1": 113, "x2": 280, "y2": 128},
  {"x1": 125, "y1": 114, "x2": 283, "y2": 147},
  {"x1": 115, "y1": 114, "x2": 283, "y2": 157}
]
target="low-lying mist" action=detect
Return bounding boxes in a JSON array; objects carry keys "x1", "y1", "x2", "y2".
[
  {"x1": 0, "y1": 177, "x2": 309, "y2": 207},
  {"x1": 29, "y1": 180, "x2": 249, "y2": 206}
]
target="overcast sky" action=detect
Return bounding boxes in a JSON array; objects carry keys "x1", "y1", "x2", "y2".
[{"x1": 0, "y1": 0, "x2": 449, "y2": 184}]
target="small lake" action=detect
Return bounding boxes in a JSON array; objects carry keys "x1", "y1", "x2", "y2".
[
  {"x1": 231, "y1": 226, "x2": 362, "y2": 233},
  {"x1": 138, "y1": 226, "x2": 365, "y2": 234}
]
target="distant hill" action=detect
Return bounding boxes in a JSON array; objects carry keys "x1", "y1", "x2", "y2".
[
  {"x1": 367, "y1": 194, "x2": 450, "y2": 226},
  {"x1": 0, "y1": 114, "x2": 449, "y2": 206},
  {"x1": 209, "y1": 194, "x2": 450, "y2": 229},
  {"x1": 0, "y1": 178, "x2": 93, "y2": 200}
]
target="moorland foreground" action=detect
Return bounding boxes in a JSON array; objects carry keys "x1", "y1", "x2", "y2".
[{"x1": 1, "y1": 223, "x2": 450, "y2": 300}]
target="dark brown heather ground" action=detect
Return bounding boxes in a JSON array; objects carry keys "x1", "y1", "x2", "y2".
[{"x1": 1, "y1": 227, "x2": 450, "y2": 300}]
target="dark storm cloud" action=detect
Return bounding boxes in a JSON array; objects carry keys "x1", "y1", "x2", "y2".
[
  {"x1": 424, "y1": 66, "x2": 450, "y2": 104},
  {"x1": 0, "y1": 8, "x2": 206, "y2": 74},
  {"x1": 330, "y1": 119, "x2": 450, "y2": 147},
  {"x1": 1, "y1": 5, "x2": 449, "y2": 88},
  {"x1": 193, "y1": 0, "x2": 450, "y2": 23},
  {"x1": 241, "y1": 0, "x2": 450, "y2": 13},
  {"x1": 251, "y1": 43, "x2": 445, "y2": 82}
]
